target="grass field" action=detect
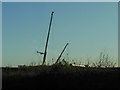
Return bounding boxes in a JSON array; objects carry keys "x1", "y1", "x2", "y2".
[{"x1": 2, "y1": 65, "x2": 120, "y2": 89}]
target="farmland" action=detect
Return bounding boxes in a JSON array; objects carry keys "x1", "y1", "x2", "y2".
[{"x1": 2, "y1": 65, "x2": 120, "y2": 89}]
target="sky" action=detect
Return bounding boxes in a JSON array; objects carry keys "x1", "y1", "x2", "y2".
[{"x1": 2, "y1": 2, "x2": 118, "y2": 67}]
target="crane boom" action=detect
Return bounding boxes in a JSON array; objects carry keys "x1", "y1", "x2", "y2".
[
  {"x1": 42, "y1": 11, "x2": 54, "y2": 65},
  {"x1": 55, "y1": 43, "x2": 69, "y2": 64}
]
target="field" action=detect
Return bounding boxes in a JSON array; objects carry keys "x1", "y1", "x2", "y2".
[{"x1": 2, "y1": 65, "x2": 120, "y2": 89}]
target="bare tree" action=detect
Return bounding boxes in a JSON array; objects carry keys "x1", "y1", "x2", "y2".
[
  {"x1": 29, "y1": 61, "x2": 36, "y2": 66},
  {"x1": 93, "y1": 52, "x2": 116, "y2": 68}
]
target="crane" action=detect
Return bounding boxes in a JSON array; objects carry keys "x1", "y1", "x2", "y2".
[
  {"x1": 55, "y1": 43, "x2": 69, "y2": 64},
  {"x1": 37, "y1": 11, "x2": 54, "y2": 65}
]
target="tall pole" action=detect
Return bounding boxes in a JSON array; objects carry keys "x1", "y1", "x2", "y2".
[
  {"x1": 42, "y1": 11, "x2": 54, "y2": 65},
  {"x1": 55, "y1": 43, "x2": 69, "y2": 64}
]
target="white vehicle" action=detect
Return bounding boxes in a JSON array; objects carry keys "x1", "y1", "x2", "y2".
[{"x1": 71, "y1": 64, "x2": 85, "y2": 67}]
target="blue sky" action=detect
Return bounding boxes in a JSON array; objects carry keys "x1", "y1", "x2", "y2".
[{"x1": 2, "y1": 2, "x2": 118, "y2": 66}]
